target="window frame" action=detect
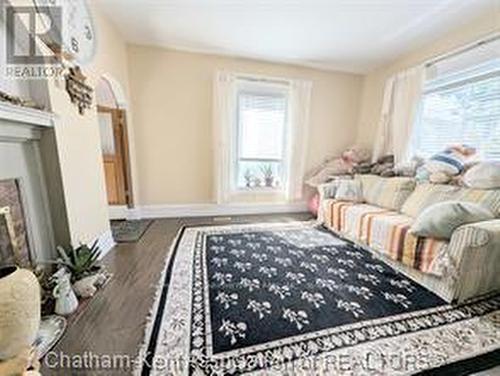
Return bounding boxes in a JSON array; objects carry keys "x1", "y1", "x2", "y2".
[
  {"x1": 412, "y1": 61, "x2": 500, "y2": 160},
  {"x1": 231, "y1": 80, "x2": 290, "y2": 194}
]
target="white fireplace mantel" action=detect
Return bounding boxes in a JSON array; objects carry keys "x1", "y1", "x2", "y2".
[
  {"x1": 0, "y1": 102, "x2": 54, "y2": 127},
  {"x1": 0, "y1": 101, "x2": 54, "y2": 127},
  {"x1": 0, "y1": 102, "x2": 55, "y2": 142}
]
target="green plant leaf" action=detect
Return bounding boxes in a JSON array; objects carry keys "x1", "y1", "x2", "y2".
[{"x1": 56, "y1": 246, "x2": 71, "y2": 265}]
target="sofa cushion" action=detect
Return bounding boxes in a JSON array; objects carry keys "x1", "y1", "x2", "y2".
[
  {"x1": 410, "y1": 201, "x2": 495, "y2": 240},
  {"x1": 323, "y1": 199, "x2": 448, "y2": 275},
  {"x1": 355, "y1": 174, "x2": 416, "y2": 211},
  {"x1": 401, "y1": 183, "x2": 500, "y2": 218},
  {"x1": 335, "y1": 179, "x2": 363, "y2": 202},
  {"x1": 323, "y1": 200, "x2": 387, "y2": 234},
  {"x1": 363, "y1": 211, "x2": 448, "y2": 275}
]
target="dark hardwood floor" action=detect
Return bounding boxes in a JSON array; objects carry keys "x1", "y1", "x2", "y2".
[{"x1": 41, "y1": 213, "x2": 312, "y2": 375}]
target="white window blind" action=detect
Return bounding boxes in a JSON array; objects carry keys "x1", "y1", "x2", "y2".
[
  {"x1": 238, "y1": 91, "x2": 287, "y2": 160},
  {"x1": 413, "y1": 62, "x2": 500, "y2": 161},
  {"x1": 235, "y1": 88, "x2": 288, "y2": 189}
]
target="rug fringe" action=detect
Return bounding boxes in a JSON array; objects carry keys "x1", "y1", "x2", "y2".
[{"x1": 132, "y1": 225, "x2": 185, "y2": 376}]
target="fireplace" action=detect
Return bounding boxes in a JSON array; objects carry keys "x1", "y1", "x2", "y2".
[
  {"x1": 0, "y1": 179, "x2": 31, "y2": 267},
  {"x1": 0, "y1": 102, "x2": 58, "y2": 265}
]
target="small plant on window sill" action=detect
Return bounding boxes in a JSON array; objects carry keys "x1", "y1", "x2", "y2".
[
  {"x1": 260, "y1": 164, "x2": 275, "y2": 187},
  {"x1": 244, "y1": 169, "x2": 254, "y2": 188}
]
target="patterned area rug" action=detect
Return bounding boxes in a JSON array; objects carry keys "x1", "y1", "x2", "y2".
[
  {"x1": 110, "y1": 219, "x2": 152, "y2": 242},
  {"x1": 136, "y1": 222, "x2": 500, "y2": 375}
]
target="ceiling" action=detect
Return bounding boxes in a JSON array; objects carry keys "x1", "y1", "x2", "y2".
[{"x1": 96, "y1": 0, "x2": 498, "y2": 74}]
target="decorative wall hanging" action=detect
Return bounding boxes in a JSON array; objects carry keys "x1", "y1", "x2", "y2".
[{"x1": 65, "y1": 66, "x2": 93, "y2": 115}]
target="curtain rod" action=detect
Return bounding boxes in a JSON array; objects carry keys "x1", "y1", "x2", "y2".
[
  {"x1": 236, "y1": 74, "x2": 290, "y2": 86},
  {"x1": 424, "y1": 32, "x2": 500, "y2": 68}
]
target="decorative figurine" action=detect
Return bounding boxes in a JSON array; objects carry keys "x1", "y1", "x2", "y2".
[{"x1": 52, "y1": 268, "x2": 78, "y2": 316}]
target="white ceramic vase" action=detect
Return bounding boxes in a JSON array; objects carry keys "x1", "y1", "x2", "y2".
[{"x1": 0, "y1": 266, "x2": 41, "y2": 360}]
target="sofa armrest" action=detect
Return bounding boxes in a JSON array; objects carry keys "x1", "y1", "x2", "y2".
[
  {"x1": 447, "y1": 220, "x2": 500, "y2": 302},
  {"x1": 318, "y1": 182, "x2": 338, "y2": 202},
  {"x1": 317, "y1": 182, "x2": 338, "y2": 223}
]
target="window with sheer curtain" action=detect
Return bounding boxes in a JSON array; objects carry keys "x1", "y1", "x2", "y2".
[
  {"x1": 412, "y1": 46, "x2": 500, "y2": 160},
  {"x1": 234, "y1": 87, "x2": 288, "y2": 190},
  {"x1": 213, "y1": 71, "x2": 311, "y2": 203}
]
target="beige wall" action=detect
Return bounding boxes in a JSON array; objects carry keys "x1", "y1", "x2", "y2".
[
  {"x1": 356, "y1": 9, "x2": 500, "y2": 149},
  {"x1": 44, "y1": 3, "x2": 133, "y2": 245},
  {"x1": 127, "y1": 46, "x2": 363, "y2": 205}
]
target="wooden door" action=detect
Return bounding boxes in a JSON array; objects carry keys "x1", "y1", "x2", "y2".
[{"x1": 98, "y1": 106, "x2": 134, "y2": 206}]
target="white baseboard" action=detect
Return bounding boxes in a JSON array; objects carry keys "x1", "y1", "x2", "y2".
[
  {"x1": 137, "y1": 201, "x2": 308, "y2": 219},
  {"x1": 96, "y1": 229, "x2": 116, "y2": 259},
  {"x1": 108, "y1": 205, "x2": 140, "y2": 220},
  {"x1": 108, "y1": 202, "x2": 308, "y2": 221},
  {"x1": 109, "y1": 205, "x2": 128, "y2": 220}
]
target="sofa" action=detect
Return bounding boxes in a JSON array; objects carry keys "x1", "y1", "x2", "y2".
[{"x1": 318, "y1": 174, "x2": 500, "y2": 303}]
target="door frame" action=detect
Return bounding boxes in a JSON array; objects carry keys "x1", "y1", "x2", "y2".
[{"x1": 98, "y1": 105, "x2": 134, "y2": 208}]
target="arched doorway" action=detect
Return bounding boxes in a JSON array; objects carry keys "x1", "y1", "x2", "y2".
[{"x1": 96, "y1": 76, "x2": 134, "y2": 208}]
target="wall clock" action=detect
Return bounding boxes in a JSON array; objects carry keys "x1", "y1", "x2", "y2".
[{"x1": 33, "y1": 0, "x2": 96, "y2": 65}]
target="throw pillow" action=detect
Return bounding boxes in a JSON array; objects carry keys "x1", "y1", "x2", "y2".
[
  {"x1": 425, "y1": 150, "x2": 466, "y2": 176},
  {"x1": 318, "y1": 181, "x2": 339, "y2": 199},
  {"x1": 410, "y1": 201, "x2": 494, "y2": 240},
  {"x1": 356, "y1": 174, "x2": 416, "y2": 211},
  {"x1": 335, "y1": 179, "x2": 363, "y2": 202},
  {"x1": 401, "y1": 183, "x2": 500, "y2": 218},
  {"x1": 463, "y1": 162, "x2": 500, "y2": 189}
]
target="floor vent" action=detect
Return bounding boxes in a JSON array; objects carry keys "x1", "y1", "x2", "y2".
[{"x1": 213, "y1": 216, "x2": 232, "y2": 222}]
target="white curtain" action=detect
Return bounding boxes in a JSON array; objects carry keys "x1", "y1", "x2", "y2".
[
  {"x1": 213, "y1": 71, "x2": 236, "y2": 204},
  {"x1": 213, "y1": 72, "x2": 312, "y2": 203},
  {"x1": 372, "y1": 66, "x2": 425, "y2": 165},
  {"x1": 286, "y1": 79, "x2": 313, "y2": 201},
  {"x1": 372, "y1": 76, "x2": 395, "y2": 163}
]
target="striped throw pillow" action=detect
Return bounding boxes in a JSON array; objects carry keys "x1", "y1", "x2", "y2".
[{"x1": 426, "y1": 150, "x2": 466, "y2": 175}]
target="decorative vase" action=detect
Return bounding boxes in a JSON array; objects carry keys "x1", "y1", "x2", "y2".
[
  {"x1": 53, "y1": 270, "x2": 78, "y2": 316},
  {"x1": 0, "y1": 266, "x2": 41, "y2": 360}
]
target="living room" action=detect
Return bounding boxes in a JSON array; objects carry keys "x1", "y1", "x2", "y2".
[{"x1": 0, "y1": 0, "x2": 499, "y2": 375}]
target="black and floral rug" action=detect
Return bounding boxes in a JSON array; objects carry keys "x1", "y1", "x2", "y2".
[{"x1": 136, "y1": 221, "x2": 500, "y2": 375}]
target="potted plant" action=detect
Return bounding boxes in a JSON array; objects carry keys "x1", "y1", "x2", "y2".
[
  {"x1": 52, "y1": 241, "x2": 102, "y2": 282},
  {"x1": 261, "y1": 165, "x2": 274, "y2": 187}
]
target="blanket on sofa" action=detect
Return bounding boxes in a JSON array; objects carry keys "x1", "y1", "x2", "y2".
[{"x1": 325, "y1": 200, "x2": 448, "y2": 275}]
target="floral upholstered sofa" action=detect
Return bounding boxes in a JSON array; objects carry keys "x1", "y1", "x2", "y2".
[{"x1": 318, "y1": 174, "x2": 500, "y2": 303}]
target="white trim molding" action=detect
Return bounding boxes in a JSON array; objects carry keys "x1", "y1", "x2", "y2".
[
  {"x1": 96, "y1": 229, "x2": 116, "y2": 260},
  {"x1": 108, "y1": 202, "x2": 308, "y2": 220},
  {"x1": 137, "y1": 202, "x2": 308, "y2": 219},
  {"x1": 108, "y1": 205, "x2": 141, "y2": 220},
  {"x1": 109, "y1": 205, "x2": 129, "y2": 220},
  {"x1": 0, "y1": 102, "x2": 54, "y2": 128}
]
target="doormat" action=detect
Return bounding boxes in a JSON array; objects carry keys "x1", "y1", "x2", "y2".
[{"x1": 111, "y1": 219, "x2": 153, "y2": 242}]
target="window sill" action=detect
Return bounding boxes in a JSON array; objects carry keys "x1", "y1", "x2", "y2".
[{"x1": 232, "y1": 187, "x2": 285, "y2": 195}]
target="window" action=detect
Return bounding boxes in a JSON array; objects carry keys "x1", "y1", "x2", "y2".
[
  {"x1": 234, "y1": 83, "x2": 289, "y2": 190},
  {"x1": 213, "y1": 71, "x2": 311, "y2": 203},
  {"x1": 413, "y1": 60, "x2": 500, "y2": 160}
]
